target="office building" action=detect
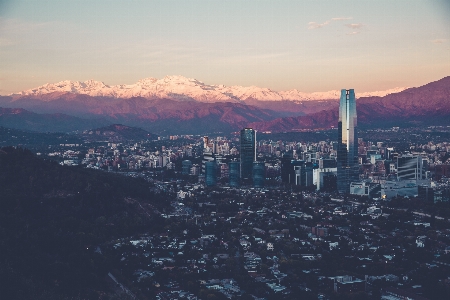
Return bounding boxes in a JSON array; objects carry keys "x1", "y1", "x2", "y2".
[
  {"x1": 202, "y1": 152, "x2": 215, "y2": 174},
  {"x1": 229, "y1": 161, "x2": 240, "y2": 187},
  {"x1": 182, "y1": 160, "x2": 193, "y2": 175},
  {"x1": 281, "y1": 154, "x2": 293, "y2": 184},
  {"x1": 190, "y1": 164, "x2": 200, "y2": 176},
  {"x1": 337, "y1": 89, "x2": 359, "y2": 193},
  {"x1": 397, "y1": 155, "x2": 427, "y2": 181},
  {"x1": 350, "y1": 181, "x2": 381, "y2": 198},
  {"x1": 314, "y1": 167, "x2": 337, "y2": 191},
  {"x1": 292, "y1": 160, "x2": 314, "y2": 187},
  {"x1": 205, "y1": 161, "x2": 217, "y2": 186},
  {"x1": 203, "y1": 136, "x2": 209, "y2": 148},
  {"x1": 380, "y1": 180, "x2": 428, "y2": 199},
  {"x1": 240, "y1": 128, "x2": 256, "y2": 179},
  {"x1": 318, "y1": 158, "x2": 337, "y2": 169},
  {"x1": 252, "y1": 161, "x2": 265, "y2": 188},
  {"x1": 219, "y1": 163, "x2": 229, "y2": 178}
]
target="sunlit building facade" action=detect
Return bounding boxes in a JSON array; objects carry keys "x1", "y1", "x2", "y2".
[{"x1": 337, "y1": 89, "x2": 359, "y2": 193}]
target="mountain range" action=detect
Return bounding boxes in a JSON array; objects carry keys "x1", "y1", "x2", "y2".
[
  {"x1": 251, "y1": 76, "x2": 450, "y2": 131},
  {"x1": 0, "y1": 107, "x2": 108, "y2": 132},
  {"x1": 0, "y1": 76, "x2": 449, "y2": 134},
  {"x1": 9, "y1": 75, "x2": 407, "y2": 102}
]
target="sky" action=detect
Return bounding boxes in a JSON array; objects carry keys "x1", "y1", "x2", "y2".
[{"x1": 0, "y1": 0, "x2": 449, "y2": 94}]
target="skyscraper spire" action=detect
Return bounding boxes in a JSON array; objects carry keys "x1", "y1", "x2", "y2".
[{"x1": 337, "y1": 89, "x2": 359, "y2": 193}]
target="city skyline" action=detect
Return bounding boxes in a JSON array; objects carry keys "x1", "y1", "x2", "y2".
[
  {"x1": 2, "y1": 2, "x2": 450, "y2": 297},
  {"x1": 1, "y1": 0, "x2": 449, "y2": 95}
]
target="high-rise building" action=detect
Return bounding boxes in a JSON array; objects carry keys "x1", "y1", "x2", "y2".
[
  {"x1": 229, "y1": 161, "x2": 240, "y2": 187},
  {"x1": 240, "y1": 128, "x2": 256, "y2": 179},
  {"x1": 205, "y1": 161, "x2": 217, "y2": 186},
  {"x1": 397, "y1": 155, "x2": 427, "y2": 181},
  {"x1": 202, "y1": 152, "x2": 215, "y2": 174},
  {"x1": 281, "y1": 154, "x2": 293, "y2": 184},
  {"x1": 319, "y1": 158, "x2": 337, "y2": 169},
  {"x1": 337, "y1": 89, "x2": 359, "y2": 193},
  {"x1": 190, "y1": 164, "x2": 200, "y2": 175},
  {"x1": 203, "y1": 136, "x2": 209, "y2": 148},
  {"x1": 252, "y1": 161, "x2": 265, "y2": 188},
  {"x1": 292, "y1": 160, "x2": 314, "y2": 187},
  {"x1": 219, "y1": 163, "x2": 229, "y2": 178},
  {"x1": 182, "y1": 160, "x2": 193, "y2": 175}
]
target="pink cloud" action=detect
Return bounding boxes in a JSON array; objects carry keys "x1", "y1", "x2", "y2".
[
  {"x1": 307, "y1": 20, "x2": 331, "y2": 29},
  {"x1": 431, "y1": 39, "x2": 446, "y2": 44},
  {"x1": 307, "y1": 17, "x2": 352, "y2": 30},
  {"x1": 345, "y1": 23, "x2": 363, "y2": 29}
]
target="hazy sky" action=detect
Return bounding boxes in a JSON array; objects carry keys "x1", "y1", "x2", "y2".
[{"x1": 0, "y1": 0, "x2": 449, "y2": 94}]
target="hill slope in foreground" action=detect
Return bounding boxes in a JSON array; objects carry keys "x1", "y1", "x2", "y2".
[{"x1": 0, "y1": 147, "x2": 168, "y2": 299}]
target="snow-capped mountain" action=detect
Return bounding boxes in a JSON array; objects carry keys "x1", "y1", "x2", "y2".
[
  {"x1": 10, "y1": 75, "x2": 407, "y2": 102},
  {"x1": 1, "y1": 76, "x2": 449, "y2": 134}
]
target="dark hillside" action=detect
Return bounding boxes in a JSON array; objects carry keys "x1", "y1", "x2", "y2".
[
  {"x1": 81, "y1": 123, "x2": 158, "y2": 142},
  {"x1": 0, "y1": 147, "x2": 168, "y2": 299}
]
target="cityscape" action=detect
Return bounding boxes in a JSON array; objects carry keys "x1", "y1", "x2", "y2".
[
  {"x1": 1, "y1": 1, "x2": 450, "y2": 300},
  {"x1": 1, "y1": 85, "x2": 450, "y2": 299}
]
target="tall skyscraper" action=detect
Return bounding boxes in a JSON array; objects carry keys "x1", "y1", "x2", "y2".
[
  {"x1": 181, "y1": 160, "x2": 193, "y2": 175},
  {"x1": 280, "y1": 154, "x2": 293, "y2": 184},
  {"x1": 229, "y1": 161, "x2": 240, "y2": 187},
  {"x1": 205, "y1": 161, "x2": 217, "y2": 186},
  {"x1": 240, "y1": 128, "x2": 256, "y2": 179},
  {"x1": 252, "y1": 161, "x2": 265, "y2": 188},
  {"x1": 337, "y1": 89, "x2": 359, "y2": 193}
]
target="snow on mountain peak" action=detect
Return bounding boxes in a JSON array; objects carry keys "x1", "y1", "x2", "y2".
[
  {"x1": 137, "y1": 77, "x2": 157, "y2": 85},
  {"x1": 10, "y1": 76, "x2": 408, "y2": 102}
]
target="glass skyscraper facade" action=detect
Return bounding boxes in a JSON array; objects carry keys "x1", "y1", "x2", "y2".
[
  {"x1": 240, "y1": 128, "x2": 256, "y2": 180},
  {"x1": 252, "y1": 161, "x2": 265, "y2": 188},
  {"x1": 337, "y1": 89, "x2": 359, "y2": 193},
  {"x1": 182, "y1": 160, "x2": 192, "y2": 175},
  {"x1": 205, "y1": 161, "x2": 217, "y2": 186},
  {"x1": 229, "y1": 161, "x2": 240, "y2": 187},
  {"x1": 397, "y1": 155, "x2": 427, "y2": 181}
]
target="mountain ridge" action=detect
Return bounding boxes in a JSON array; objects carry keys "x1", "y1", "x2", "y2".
[
  {"x1": 250, "y1": 76, "x2": 450, "y2": 132},
  {"x1": 9, "y1": 75, "x2": 408, "y2": 102},
  {"x1": 0, "y1": 107, "x2": 110, "y2": 132},
  {"x1": 1, "y1": 76, "x2": 449, "y2": 134}
]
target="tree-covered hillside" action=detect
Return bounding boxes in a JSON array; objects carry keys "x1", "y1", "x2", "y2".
[{"x1": 0, "y1": 147, "x2": 168, "y2": 299}]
